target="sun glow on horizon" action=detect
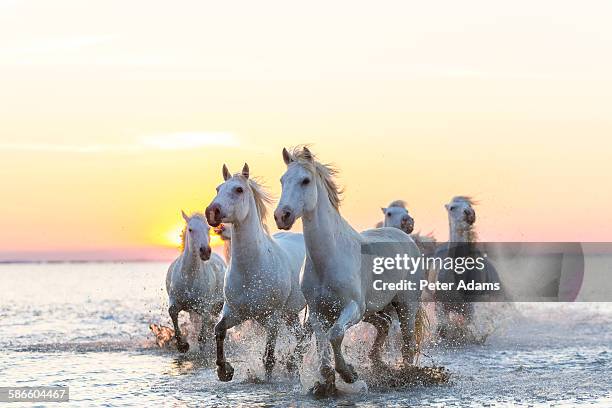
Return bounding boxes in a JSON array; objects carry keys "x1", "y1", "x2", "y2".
[{"x1": 164, "y1": 223, "x2": 184, "y2": 248}]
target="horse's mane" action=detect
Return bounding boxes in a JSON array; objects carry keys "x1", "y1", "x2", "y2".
[
  {"x1": 180, "y1": 212, "x2": 207, "y2": 252},
  {"x1": 289, "y1": 146, "x2": 343, "y2": 211},
  {"x1": 244, "y1": 176, "x2": 273, "y2": 231},
  {"x1": 388, "y1": 200, "x2": 407, "y2": 209},
  {"x1": 450, "y1": 196, "x2": 477, "y2": 207}
]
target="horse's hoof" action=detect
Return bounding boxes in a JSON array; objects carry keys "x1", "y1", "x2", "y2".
[
  {"x1": 338, "y1": 363, "x2": 358, "y2": 384},
  {"x1": 216, "y1": 362, "x2": 234, "y2": 382},
  {"x1": 310, "y1": 380, "x2": 337, "y2": 399},
  {"x1": 176, "y1": 341, "x2": 190, "y2": 353}
]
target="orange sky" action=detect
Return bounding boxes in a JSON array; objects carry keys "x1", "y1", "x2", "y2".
[{"x1": 1, "y1": 1, "x2": 611, "y2": 261}]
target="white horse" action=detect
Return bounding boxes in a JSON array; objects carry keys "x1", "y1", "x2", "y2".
[
  {"x1": 275, "y1": 147, "x2": 425, "y2": 396},
  {"x1": 166, "y1": 211, "x2": 226, "y2": 353},
  {"x1": 381, "y1": 200, "x2": 415, "y2": 234},
  {"x1": 434, "y1": 196, "x2": 502, "y2": 340},
  {"x1": 379, "y1": 200, "x2": 437, "y2": 256},
  {"x1": 205, "y1": 163, "x2": 308, "y2": 382}
]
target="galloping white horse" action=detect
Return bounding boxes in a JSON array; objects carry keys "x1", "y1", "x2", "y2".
[
  {"x1": 275, "y1": 147, "x2": 425, "y2": 396},
  {"x1": 205, "y1": 163, "x2": 308, "y2": 382},
  {"x1": 435, "y1": 196, "x2": 502, "y2": 339},
  {"x1": 379, "y1": 200, "x2": 437, "y2": 256},
  {"x1": 381, "y1": 200, "x2": 415, "y2": 234},
  {"x1": 166, "y1": 211, "x2": 226, "y2": 353}
]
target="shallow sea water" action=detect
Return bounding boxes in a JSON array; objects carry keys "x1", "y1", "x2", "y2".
[{"x1": 1, "y1": 262, "x2": 611, "y2": 407}]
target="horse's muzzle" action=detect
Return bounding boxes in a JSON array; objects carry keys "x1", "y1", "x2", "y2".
[
  {"x1": 206, "y1": 203, "x2": 224, "y2": 227},
  {"x1": 199, "y1": 246, "x2": 212, "y2": 261},
  {"x1": 274, "y1": 206, "x2": 295, "y2": 230},
  {"x1": 401, "y1": 215, "x2": 414, "y2": 234}
]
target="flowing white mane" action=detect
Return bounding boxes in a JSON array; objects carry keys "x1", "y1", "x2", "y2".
[
  {"x1": 450, "y1": 195, "x2": 477, "y2": 207},
  {"x1": 387, "y1": 199, "x2": 407, "y2": 209},
  {"x1": 288, "y1": 146, "x2": 343, "y2": 211},
  {"x1": 236, "y1": 175, "x2": 274, "y2": 233}
]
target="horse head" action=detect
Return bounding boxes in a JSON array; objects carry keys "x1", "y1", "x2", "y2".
[{"x1": 180, "y1": 210, "x2": 212, "y2": 261}]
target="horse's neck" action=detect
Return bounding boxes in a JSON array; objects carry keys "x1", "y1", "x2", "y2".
[
  {"x1": 302, "y1": 181, "x2": 359, "y2": 262},
  {"x1": 230, "y1": 199, "x2": 268, "y2": 265},
  {"x1": 449, "y1": 222, "x2": 475, "y2": 243},
  {"x1": 180, "y1": 242, "x2": 201, "y2": 279}
]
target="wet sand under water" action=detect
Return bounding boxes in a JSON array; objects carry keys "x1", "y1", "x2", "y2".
[{"x1": 1, "y1": 262, "x2": 611, "y2": 407}]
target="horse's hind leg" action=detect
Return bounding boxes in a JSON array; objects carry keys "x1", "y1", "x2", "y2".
[
  {"x1": 393, "y1": 300, "x2": 419, "y2": 365},
  {"x1": 285, "y1": 312, "x2": 310, "y2": 376},
  {"x1": 329, "y1": 301, "x2": 361, "y2": 384},
  {"x1": 214, "y1": 304, "x2": 246, "y2": 381},
  {"x1": 363, "y1": 310, "x2": 392, "y2": 367},
  {"x1": 169, "y1": 303, "x2": 189, "y2": 353}
]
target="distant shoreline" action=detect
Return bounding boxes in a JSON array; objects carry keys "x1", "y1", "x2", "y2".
[{"x1": 0, "y1": 259, "x2": 171, "y2": 265}]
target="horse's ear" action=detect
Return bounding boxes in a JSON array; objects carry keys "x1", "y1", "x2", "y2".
[
  {"x1": 181, "y1": 210, "x2": 190, "y2": 222},
  {"x1": 241, "y1": 163, "x2": 249, "y2": 179},
  {"x1": 282, "y1": 147, "x2": 293, "y2": 165},
  {"x1": 302, "y1": 146, "x2": 313, "y2": 162},
  {"x1": 381, "y1": 207, "x2": 387, "y2": 214},
  {"x1": 222, "y1": 164, "x2": 231, "y2": 181}
]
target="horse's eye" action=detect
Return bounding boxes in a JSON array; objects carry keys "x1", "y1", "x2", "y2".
[
  {"x1": 188, "y1": 228, "x2": 193, "y2": 232},
  {"x1": 449, "y1": 206, "x2": 456, "y2": 211},
  {"x1": 302, "y1": 178, "x2": 310, "y2": 186},
  {"x1": 386, "y1": 213, "x2": 391, "y2": 217},
  {"x1": 236, "y1": 187, "x2": 243, "y2": 193}
]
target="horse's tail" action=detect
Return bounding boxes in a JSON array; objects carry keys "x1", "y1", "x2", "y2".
[{"x1": 413, "y1": 303, "x2": 430, "y2": 365}]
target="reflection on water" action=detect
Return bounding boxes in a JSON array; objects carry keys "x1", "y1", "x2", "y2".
[{"x1": 1, "y1": 262, "x2": 611, "y2": 407}]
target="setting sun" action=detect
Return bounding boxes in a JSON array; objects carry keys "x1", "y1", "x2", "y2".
[{"x1": 164, "y1": 223, "x2": 184, "y2": 248}]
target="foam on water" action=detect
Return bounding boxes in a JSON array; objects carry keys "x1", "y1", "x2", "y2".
[{"x1": 1, "y1": 262, "x2": 611, "y2": 407}]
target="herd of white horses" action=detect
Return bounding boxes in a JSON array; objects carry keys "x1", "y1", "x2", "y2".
[{"x1": 165, "y1": 146, "x2": 492, "y2": 396}]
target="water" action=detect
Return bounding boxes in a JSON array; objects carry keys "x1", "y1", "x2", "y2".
[{"x1": 1, "y1": 262, "x2": 611, "y2": 407}]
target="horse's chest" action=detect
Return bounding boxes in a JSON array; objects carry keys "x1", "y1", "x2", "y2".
[{"x1": 225, "y1": 272, "x2": 284, "y2": 316}]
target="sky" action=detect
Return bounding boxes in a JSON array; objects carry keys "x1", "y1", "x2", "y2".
[{"x1": 1, "y1": 0, "x2": 611, "y2": 261}]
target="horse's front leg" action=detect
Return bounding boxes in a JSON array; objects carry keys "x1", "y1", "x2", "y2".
[
  {"x1": 329, "y1": 301, "x2": 362, "y2": 384},
  {"x1": 394, "y1": 300, "x2": 419, "y2": 365},
  {"x1": 285, "y1": 311, "x2": 310, "y2": 376},
  {"x1": 435, "y1": 301, "x2": 452, "y2": 340},
  {"x1": 310, "y1": 315, "x2": 336, "y2": 398},
  {"x1": 199, "y1": 301, "x2": 224, "y2": 353},
  {"x1": 169, "y1": 303, "x2": 189, "y2": 353},
  {"x1": 214, "y1": 304, "x2": 246, "y2": 381},
  {"x1": 363, "y1": 309, "x2": 392, "y2": 367},
  {"x1": 259, "y1": 312, "x2": 282, "y2": 380}
]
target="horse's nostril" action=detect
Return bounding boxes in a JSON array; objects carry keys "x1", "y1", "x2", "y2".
[{"x1": 200, "y1": 247, "x2": 211, "y2": 259}]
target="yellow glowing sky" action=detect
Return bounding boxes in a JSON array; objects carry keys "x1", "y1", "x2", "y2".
[{"x1": 1, "y1": 1, "x2": 611, "y2": 260}]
